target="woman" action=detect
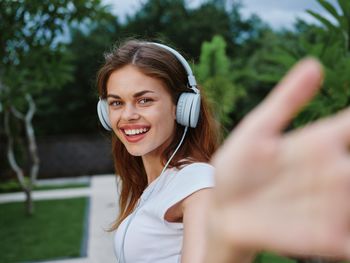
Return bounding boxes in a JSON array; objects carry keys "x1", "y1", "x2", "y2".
[
  {"x1": 97, "y1": 40, "x2": 350, "y2": 263},
  {"x1": 96, "y1": 39, "x2": 220, "y2": 262}
]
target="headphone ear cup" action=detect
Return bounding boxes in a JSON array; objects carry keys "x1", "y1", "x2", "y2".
[
  {"x1": 176, "y1": 93, "x2": 189, "y2": 127},
  {"x1": 189, "y1": 93, "x2": 200, "y2": 128},
  {"x1": 176, "y1": 93, "x2": 201, "y2": 128},
  {"x1": 97, "y1": 99, "x2": 112, "y2": 131}
]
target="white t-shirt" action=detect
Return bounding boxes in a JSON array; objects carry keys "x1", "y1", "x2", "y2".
[{"x1": 114, "y1": 162, "x2": 215, "y2": 263}]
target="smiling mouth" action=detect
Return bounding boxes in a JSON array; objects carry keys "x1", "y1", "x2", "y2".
[{"x1": 122, "y1": 128, "x2": 150, "y2": 136}]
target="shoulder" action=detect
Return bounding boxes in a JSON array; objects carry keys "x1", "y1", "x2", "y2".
[
  {"x1": 179, "y1": 162, "x2": 214, "y2": 171},
  {"x1": 176, "y1": 162, "x2": 215, "y2": 180},
  {"x1": 169, "y1": 162, "x2": 215, "y2": 190},
  {"x1": 175, "y1": 162, "x2": 214, "y2": 196},
  {"x1": 157, "y1": 162, "x2": 215, "y2": 221}
]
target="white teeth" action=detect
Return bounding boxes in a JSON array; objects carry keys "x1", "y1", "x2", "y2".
[{"x1": 124, "y1": 128, "x2": 149, "y2": 135}]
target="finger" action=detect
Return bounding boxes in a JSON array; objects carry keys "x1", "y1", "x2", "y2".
[
  {"x1": 320, "y1": 107, "x2": 350, "y2": 147},
  {"x1": 347, "y1": 239, "x2": 350, "y2": 259},
  {"x1": 246, "y1": 58, "x2": 324, "y2": 136}
]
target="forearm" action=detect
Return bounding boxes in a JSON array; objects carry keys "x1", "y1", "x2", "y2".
[
  {"x1": 204, "y1": 208, "x2": 256, "y2": 263},
  {"x1": 204, "y1": 242, "x2": 255, "y2": 263}
]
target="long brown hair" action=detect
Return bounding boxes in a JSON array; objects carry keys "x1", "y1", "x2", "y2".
[{"x1": 97, "y1": 39, "x2": 220, "y2": 229}]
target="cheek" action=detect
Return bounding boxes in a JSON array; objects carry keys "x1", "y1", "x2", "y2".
[
  {"x1": 108, "y1": 110, "x2": 120, "y2": 124},
  {"x1": 108, "y1": 111, "x2": 122, "y2": 135},
  {"x1": 158, "y1": 114, "x2": 176, "y2": 137},
  {"x1": 153, "y1": 106, "x2": 176, "y2": 128}
]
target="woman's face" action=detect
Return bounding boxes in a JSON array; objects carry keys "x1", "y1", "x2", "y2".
[{"x1": 106, "y1": 65, "x2": 177, "y2": 157}]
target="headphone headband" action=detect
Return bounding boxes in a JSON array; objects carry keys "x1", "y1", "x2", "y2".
[{"x1": 150, "y1": 42, "x2": 199, "y2": 94}]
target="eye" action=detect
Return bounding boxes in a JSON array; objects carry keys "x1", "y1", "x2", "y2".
[
  {"x1": 138, "y1": 98, "x2": 153, "y2": 105},
  {"x1": 108, "y1": 100, "x2": 122, "y2": 107}
]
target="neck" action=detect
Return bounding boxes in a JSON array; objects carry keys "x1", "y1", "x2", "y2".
[
  {"x1": 142, "y1": 132, "x2": 176, "y2": 185},
  {"x1": 142, "y1": 153, "x2": 164, "y2": 185}
]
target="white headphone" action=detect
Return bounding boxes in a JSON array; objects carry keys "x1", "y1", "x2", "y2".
[{"x1": 96, "y1": 42, "x2": 201, "y2": 130}]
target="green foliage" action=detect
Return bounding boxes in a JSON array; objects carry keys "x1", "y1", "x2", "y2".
[
  {"x1": 34, "y1": 14, "x2": 119, "y2": 135},
  {"x1": 294, "y1": 50, "x2": 350, "y2": 127},
  {"x1": 196, "y1": 35, "x2": 245, "y2": 126},
  {"x1": 307, "y1": 0, "x2": 350, "y2": 51},
  {"x1": 282, "y1": 0, "x2": 350, "y2": 128},
  {"x1": 0, "y1": 0, "x2": 110, "y2": 194},
  {"x1": 197, "y1": 36, "x2": 230, "y2": 78},
  {"x1": 231, "y1": 0, "x2": 350, "y2": 129},
  {"x1": 223, "y1": 28, "x2": 284, "y2": 124},
  {"x1": 0, "y1": 0, "x2": 107, "y2": 108},
  {"x1": 120, "y1": 0, "x2": 232, "y2": 60},
  {"x1": 3, "y1": 47, "x2": 74, "y2": 112},
  {"x1": 0, "y1": 198, "x2": 87, "y2": 262},
  {"x1": 0, "y1": 0, "x2": 105, "y2": 52},
  {"x1": 121, "y1": 0, "x2": 269, "y2": 61}
]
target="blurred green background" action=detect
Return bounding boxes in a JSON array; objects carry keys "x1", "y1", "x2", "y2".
[
  {"x1": 2, "y1": 0, "x2": 349, "y2": 135},
  {"x1": 1, "y1": 0, "x2": 350, "y2": 179}
]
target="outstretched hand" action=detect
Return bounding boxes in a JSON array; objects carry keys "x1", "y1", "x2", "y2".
[{"x1": 208, "y1": 58, "x2": 350, "y2": 261}]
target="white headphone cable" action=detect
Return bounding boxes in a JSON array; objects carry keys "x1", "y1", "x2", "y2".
[{"x1": 117, "y1": 126, "x2": 189, "y2": 263}]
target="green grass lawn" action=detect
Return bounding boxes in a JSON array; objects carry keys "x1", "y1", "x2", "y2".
[
  {"x1": 255, "y1": 252, "x2": 349, "y2": 263},
  {"x1": 254, "y1": 252, "x2": 296, "y2": 263},
  {"x1": 0, "y1": 197, "x2": 88, "y2": 262}
]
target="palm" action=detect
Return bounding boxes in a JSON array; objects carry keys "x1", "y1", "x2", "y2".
[{"x1": 211, "y1": 59, "x2": 350, "y2": 259}]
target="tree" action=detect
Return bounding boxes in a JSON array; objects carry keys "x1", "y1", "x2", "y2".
[
  {"x1": 196, "y1": 35, "x2": 245, "y2": 127},
  {"x1": 263, "y1": 0, "x2": 350, "y2": 129},
  {"x1": 0, "y1": 0, "x2": 107, "y2": 215},
  {"x1": 295, "y1": 0, "x2": 350, "y2": 127},
  {"x1": 307, "y1": 0, "x2": 350, "y2": 52},
  {"x1": 34, "y1": 12, "x2": 119, "y2": 136},
  {"x1": 230, "y1": 0, "x2": 350, "y2": 132},
  {"x1": 120, "y1": 0, "x2": 232, "y2": 60}
]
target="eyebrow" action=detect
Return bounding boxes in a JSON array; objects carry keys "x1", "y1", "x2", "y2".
[{"x1": 107, "y1": 90, "x2": 155, "y2": 99}]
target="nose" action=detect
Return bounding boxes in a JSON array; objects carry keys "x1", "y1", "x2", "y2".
[{"x1": 121, "y1": 103, "x2": 140, "y2": 121}]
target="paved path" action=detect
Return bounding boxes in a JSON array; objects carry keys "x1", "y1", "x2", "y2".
[
  {"x1": 0, "y1": 175, "x2": 119, "y2": 263},
  {"x1": 86, "y1": 175, "x2": 119, "y2": 263},
  {"x1": 0, "y1": 188, "x2": 92, "y2": 203}
]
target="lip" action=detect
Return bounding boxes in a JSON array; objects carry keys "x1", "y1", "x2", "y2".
[
  {"x1": 123, "y1": 132, "x2": 148, "y2": 143},
  {"x1": 119, "y1": 124, "x2": 150, "y2": 143}
]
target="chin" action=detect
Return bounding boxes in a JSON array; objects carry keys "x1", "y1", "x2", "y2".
[
  {"x1": 124, "y1": 146, "x2": 148, "y2": 157},
  {"x1": 125, "y1": 143, "x2": 164, "y2": 158},
  {"x1": 127, "y1": 150, "x2": 144, "y2": 157}
]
